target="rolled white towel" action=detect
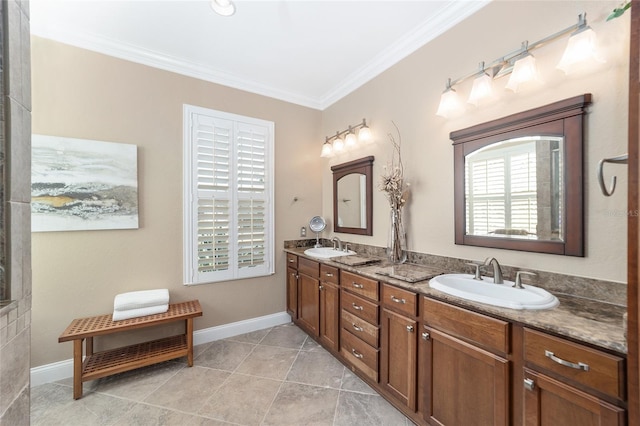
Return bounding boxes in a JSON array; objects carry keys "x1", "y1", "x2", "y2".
[
  {"x1": 112, "y1": 304, "x2": 169, "y2": 321},
  {"x1": 113, "y1": 289, "x2": 170, "y2": 311}
]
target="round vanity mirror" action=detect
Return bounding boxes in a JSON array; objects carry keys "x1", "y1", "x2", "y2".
[{"x1": 309, "y1": 216, "x2": 326, "y2": 248}]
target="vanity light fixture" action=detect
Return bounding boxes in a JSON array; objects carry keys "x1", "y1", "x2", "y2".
[
  {"x1": 320, "y1": 118, "x2": 373, "y2": 158},
  {"x1": 436, "y1": 13, "x2": 599, "y2": 117},
  {"x1": 467, "y1": 62, "x2": 494, "y2": 106},
  {"x1": 211, "y1": 0, "x2": 236, "y2": 16}
]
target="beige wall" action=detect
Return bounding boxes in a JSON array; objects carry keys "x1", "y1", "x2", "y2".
[
  {"x1": 31, "y1": 36, "x2": 323, "y2": 367},
  {"x1": 322, "y1": 1, "x2": 629, "y2": 283}
]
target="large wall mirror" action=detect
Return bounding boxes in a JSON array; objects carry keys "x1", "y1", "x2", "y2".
[
  {"x1": 451, "y1": 94, "x2": 592, "y2": 256},
  {"x1": 331, "y1": 156, "x2": 374, "y2": 235}
]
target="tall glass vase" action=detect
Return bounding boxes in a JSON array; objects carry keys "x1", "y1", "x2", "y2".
[{"x1": 387, "y1": 208, "x2": 407, "y2": 264}]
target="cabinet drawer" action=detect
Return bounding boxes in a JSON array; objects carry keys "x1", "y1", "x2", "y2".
[
  {"x1": 423, "y1": 297, "x2": 509, "y2": 355},
  {"x1": 341, "y1": 328, "x2": 379, "y2": 382},
  {"x1": 341, "y1": 270, "x2": 378, "y2": 301},
  {"x1": 286, "y1": 253, "x2": 298, "y2": 268},
  {"x1": 298, "y1": 257, "x2": 319, "y2": 278},
  {"x1": 524, "y1": 328, "x2": 625, "y2": 400},
  {"x1": 320, "y1": 264, "x2": 339, "y2": 285},
  {"x1": 342, "y1": 291, "x2": 379, "y2": 325},
  {"x1": 342, "y1": 309, "x2": 379, "y2": 348},
  {"x1": 381, "y1": 283, "x2": 417, "y2": 317}
]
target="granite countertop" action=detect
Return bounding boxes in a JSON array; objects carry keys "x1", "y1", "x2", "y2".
[{"x1": 285, "y1": 247, "x2": 627, "y2": 355}]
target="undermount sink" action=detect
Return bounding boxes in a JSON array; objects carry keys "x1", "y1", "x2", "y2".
[
  {"x1": 304, "y1": 247, "x2": 356, "y2": 259},
  {"x1": 429, "y1": 274, "x2": 559, "y2": 310}
]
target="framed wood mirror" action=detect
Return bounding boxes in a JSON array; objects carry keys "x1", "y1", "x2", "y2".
[
  {"x1": 331, "y1": 156, "x2": 374, "y2": 235},
  {"x1": 451, "y1": 94, "x2": 591, "y2": 256}
]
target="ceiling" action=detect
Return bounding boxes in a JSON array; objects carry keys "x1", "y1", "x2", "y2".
[{"x1": 30, "y1": 0, "x2": 489, "y2": 110}]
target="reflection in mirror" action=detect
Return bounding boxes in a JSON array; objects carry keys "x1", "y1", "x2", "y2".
[
  {"x1": 337, "y1": 173, "x2": 367, "y2": 228},
  {"x1": 331, "y1": 156, "x2": 374, "y2": 236},
  {"x1": 452, "y1": 94, "x2": 591, "y2": 256},
  {"x1": 465, "y1": 136, "x2": 564, "y2": 242}
]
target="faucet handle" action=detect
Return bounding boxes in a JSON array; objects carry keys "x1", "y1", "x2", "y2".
[
  {"x1": 514, "y1": 271, "x2": 536, "y2": 289},
  {"x1": 466, "y1": 262, "x2": 483, "y2": 280},
  {"x1": 343, "y1": 243, "x2": 350, "y2": 252}
]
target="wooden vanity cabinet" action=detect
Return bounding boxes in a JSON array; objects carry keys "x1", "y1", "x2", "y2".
[
  {"x1": 340, "y1": 270, "x2": 380, "y2": 382},
  {"x1": 422, "y1": 297, "x2": 510, "y2": 426},
  {"x1": 319, "y1": 264, "x2": 340, "y2": 351},
  {"x1": 286, "y1": 254, "x2": 298, "y2": 319},
  {"x1": 521, "y1": 328, "x2": 626, "y2": 426},
  {"x1": 380, "y1": 284, "x2": 419, "y2": 411},
  {"x1": 297, "y1": 257, "x2": 320, "y2": 336}
]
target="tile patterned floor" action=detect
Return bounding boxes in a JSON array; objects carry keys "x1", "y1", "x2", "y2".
[{"x1": 31, "y1": 323, "x2": 413, "y2": 426}]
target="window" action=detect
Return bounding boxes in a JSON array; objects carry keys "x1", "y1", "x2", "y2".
[{"x1": 183, "y1": 105, "x2": 274, "y2": 285}]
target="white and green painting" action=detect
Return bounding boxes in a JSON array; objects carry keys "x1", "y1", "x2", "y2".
[{"x1": 31, "y1": 135, "x2": 139, "y2": 232}]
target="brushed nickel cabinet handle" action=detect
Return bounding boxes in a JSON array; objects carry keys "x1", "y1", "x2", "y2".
[
  {"x1": 325, "y1": 272, "x2": 334, "y2": 277},
  {"x1": 391, "y1": 296, "x2": 406, "y2": 304},
  {"x1": 319, "y1": 285, "x2": 324, "y2": 290},
  {"x1": 524, "y1": 378, "x2": 535, "y2": 391},
  {"x1": 352, "y1": 282, "x2": 364, "y2": 289},
  {"x1": 545, "y1": 350, "x2": 590, "y2": 371},
  {"x1": 288, "y1": 258, "x2": 295, "y2": 263},
  {"x1": 406, "y1": 325, "x2": 414, "y2": 332},
  {"x1": 351, "y1": 349, "x2": 363, "y2": 359},
  {"x1": 352, "y1": 323, "x2": 363, "y2": 332},
  {"x1": 351, "y1": 303, "x2": 363, "y2": 311},
  {"x1": 421, "y1": 332, "x2": 430, "y2": 341}
]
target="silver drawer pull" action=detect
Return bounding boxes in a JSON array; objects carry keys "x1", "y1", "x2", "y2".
[
  {"x1": 288, "y1": 259, "x2": 295, "y2": 263},
  {"x1": 325, "y1": 273, "x2": 334, "y2": 277},
  {"x1": 351, "y1": 349, "x2": 364, "y2": 359},
  {"x1": 545, "y1": 350, "x2": 590, "y2": 371},
  {"x1": 406, "y1": 325, "x2": 414, "y2": 332},
  {"x1": 390, "y1": 296, "x2": 406, "y2": 304},
  {"x1": 351, "y1": 303, "x2": 363, "y2": 311},
  {"x1": 352, "y1": 323, "x2": 363, "y2": 332},
  {"x1": 352, "y1": 282, "x2": 364, "y2": 289},
  {"x1": 421, "y1": 332, "x2": 430, "y2": 341},
  {"x1": 524, "y1": 378, "x2": 535, "y2": 391}
]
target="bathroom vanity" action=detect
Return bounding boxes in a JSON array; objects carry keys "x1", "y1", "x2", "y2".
[{"x1": 284, "y1": 247, "x2": 627, "y2": 425}]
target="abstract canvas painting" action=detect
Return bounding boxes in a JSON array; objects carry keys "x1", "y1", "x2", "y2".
[{"x1": 31, "y1": 135, "x2": 139, "y2": 232}]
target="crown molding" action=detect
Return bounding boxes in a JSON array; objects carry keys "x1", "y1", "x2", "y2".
[{"x1": 31, "y1": 1, "x2": 489, "y2": 111}]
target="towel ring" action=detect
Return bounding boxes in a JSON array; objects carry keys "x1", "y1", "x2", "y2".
[{"x1": 597, "y1": 154, "x2": 628, "y2": 197}]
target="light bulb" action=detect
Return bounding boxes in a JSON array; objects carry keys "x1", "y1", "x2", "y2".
[
  {"x1": 211, "y1": 0, "x2": 236, "y2": 16},
  {"x1": 505, "y1": 53, "x2": 539, "y2": 92},
  {"x1": 358, "y1": 125, "x2": 373, "y2": 144},
  {"x1": 436, "y1": 87, "x2": 462, "y2": 118},
  {"x1": 557, "y1": 27, "x2": 604, "y2": 74},
  {"x1": 345, "y1": 132, "x2": 358, "y2": 149},
  {"x1": 468, "y1": 73, "x2": 494, "y2": 106},
  {"x1": 333, "y1": 137, "x2": 345, "y2": 152},
  {"x1": 320, "y1": 141, "x2": 333, "y2": 158}
]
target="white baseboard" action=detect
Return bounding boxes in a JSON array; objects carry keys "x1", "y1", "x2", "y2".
[{"x1": 31, "y1": 311, "x2": 292, "y2": 387}]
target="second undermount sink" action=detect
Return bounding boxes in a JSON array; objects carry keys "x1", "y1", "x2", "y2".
[
  {"x1": 304, "y1": 247, "x2": 356, "y2": 259},
  {"x1": 429, "y1": 274, "x2": 559, "y2": 310}
]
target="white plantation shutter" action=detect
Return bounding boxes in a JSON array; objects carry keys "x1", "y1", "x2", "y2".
[{"x1": 184, "y1": 105, "x2": 274, "y2": 285}]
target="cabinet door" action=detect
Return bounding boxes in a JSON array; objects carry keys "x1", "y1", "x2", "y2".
[
  {"x1": 523, "y1": 369, "x2": 625, "y2": 426},
  {"x1": 319, "y1": 281, "x2": 339, "y2": 351},
  {"x1": 381, "y1": 308, "x2": 417, "y2": 410},
  {"x1": 424, "y1": 327, "x2": 509, "y2": 426},
  {"x1": 298, "y1": 273, "x2": 319, "y2": 336},
  {"x1": 286, "y1": 266, "x2": 298, "y2": 319}
]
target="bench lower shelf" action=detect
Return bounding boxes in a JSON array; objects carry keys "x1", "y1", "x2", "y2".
[{"x1": 82, "y1": 335, "x2": 188, "y2": 382}]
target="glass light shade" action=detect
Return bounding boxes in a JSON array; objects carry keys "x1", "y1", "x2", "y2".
[
  {"x1": 467, "y1": 73, "x2": 493, "y2": 106},
  {"x1": 505, "y1": 54, "x2": 539, "y2": 92},
  {"x1": 358, "y1": 126, "x2": 373, "y2": 144},
  {"x1": 320, "y1": 142, "x2": 333, "y2": 158},
  {"x1": 557, "y1": 27, "x2": 604, "y2": 74},
  {"x1": 436, "y1": 88, "x2": 462, "y2": 118},
  {"x1": 211, "y1": 0, "x2": 236, "y2": 16},
  {"x1": 333, "y1": 137, "x2": 345, "y2": 152},
  {"x1": 345, "y1": 132, "x2": 358, "y2": 148}
]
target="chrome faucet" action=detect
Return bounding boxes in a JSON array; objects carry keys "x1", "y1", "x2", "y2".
[
  {"x1": 484, "y1": 257, "x2": 504, "y2": 284},
  {"x1": 332, "y1": 237, "x2": 343, "y2": 251}
]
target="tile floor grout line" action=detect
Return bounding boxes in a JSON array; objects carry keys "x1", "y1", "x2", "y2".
[
  {"x1": 332, "y1": 367, "x2": 348, "y2": 425},
  {"x1": 258, "y1": 335, "x2": 306, "y2": 425}
]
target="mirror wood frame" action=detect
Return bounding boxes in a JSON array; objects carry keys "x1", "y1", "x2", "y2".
[
  {"x1": 451, "y1": 94, "x2": 592, "y2": 256},
  {"x1": 331, "y1": 156, "x2": 374, "y2": 236}
]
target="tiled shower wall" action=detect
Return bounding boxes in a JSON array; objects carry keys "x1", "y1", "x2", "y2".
[{"x1": 0, "y1": 0, "x2": 32, "y2": 424}]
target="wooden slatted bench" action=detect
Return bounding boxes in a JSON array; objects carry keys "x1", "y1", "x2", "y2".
[{"x1": 58, "y1": 299, "x2": 202, "y2": 399}]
